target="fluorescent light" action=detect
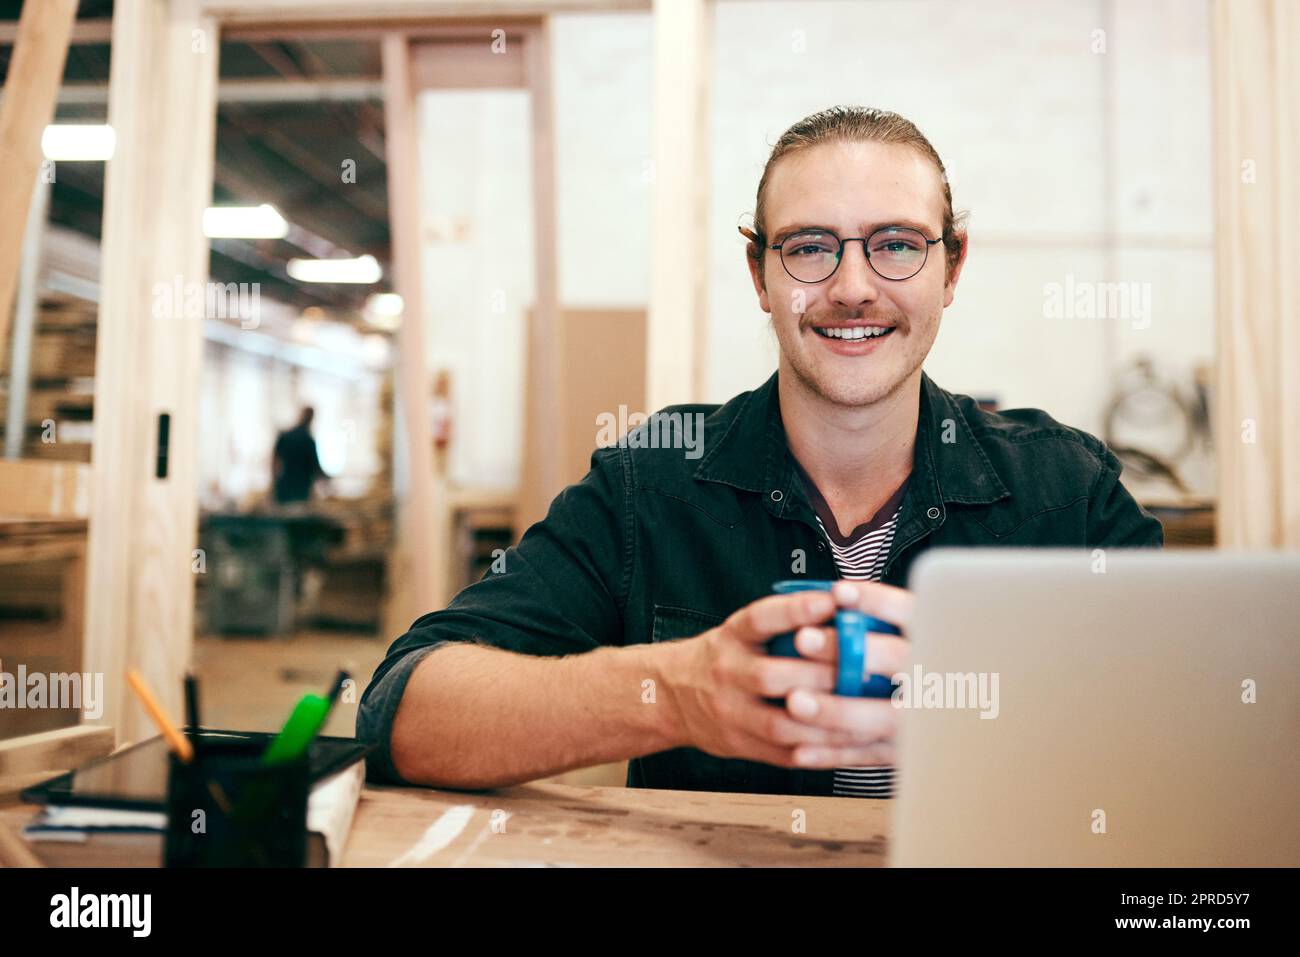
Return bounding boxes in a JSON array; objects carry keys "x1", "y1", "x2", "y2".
[
  {"x1": 287, "y1": 254, "x2": 382, "y2": 284},
  {"x1": 366, "y1": 292, "x2": 403, "y2": 316},
  {"x1": 203, "y1": 204, "x2": 289, "y2": 239},
  {"x1": 42, "y1": 124, "x2": 116, "y2": 161},
  {"x1": 363, "y1": 292, "x2": 403, "y2": 329}
]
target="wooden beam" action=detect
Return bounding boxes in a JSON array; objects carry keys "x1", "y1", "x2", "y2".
[
  {"x1": 0, "y1": 725, "x2": 115, "y2": 778},
  {"x1": 210, "y1": 131, "x2": 389, "y2": 262},
  {"x1": 218, "y1": 107, "x2": 389, "y2": 222},
  {"x1": 83, "y1": 0, "x2": 220, "y2": 747},
  {"x1": 646, "y1": 0, "x2": 711, "y2": 410},
  {"x1": 43, "y1": 77, "x2": 385, "y2": 107},
  {"x1": 0, "y1": 460, "x2": 91, "y2": 519},
  {"x1": 410, "y1": 36, "x2": 528, "y2": 89},
  {"x1": 379, "y1": 33, "x2": 440, "y2": 634},
  {"x1": 1211, "y1": 0, "x2": 1300, "y2": 546},
  {"x1": 516, "y1": 21, "x2": 563, "y2": 533},
  {"x1": 202, "y1": 0, "x2": 648, "y2": 27},
  {"x1": 221, "y1": 17, "x2": 562, "y2": 42},
  {"x1": 0, "y1": 18, "x2": 112, "y2": 47},
  {"x1": 3, "y1": 178, "x2": 49, "y2": 459},
  {"x1": 0, "y1": 0, "x2": 77, "y2": 372}
]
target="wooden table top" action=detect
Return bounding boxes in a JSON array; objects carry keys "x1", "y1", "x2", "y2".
[
  {"x1": 1, "y1": 780, "x2": 890, "y2": 867},
  {"x1": 344, "y1": 781, "x2": 890, "y2": 867}
]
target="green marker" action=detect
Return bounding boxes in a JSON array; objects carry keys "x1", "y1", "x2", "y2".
[{"x1": 261, "y1": 670, "x2": 349, "y2": 766}]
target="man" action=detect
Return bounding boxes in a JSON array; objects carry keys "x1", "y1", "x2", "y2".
[
  {"x1": 358, "y1": 106, "x2": 1162, "y2": 799},
  {"x1": 271, "y1": 406, "x2": 327, "y2": 505}
]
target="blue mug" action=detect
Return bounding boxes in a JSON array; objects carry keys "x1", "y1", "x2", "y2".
[{"x1": 767, "y1": 580, "x2": 901, "y2": 697}]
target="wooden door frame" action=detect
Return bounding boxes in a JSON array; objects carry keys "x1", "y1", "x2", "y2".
[{"x1": 392, "y1": 21, "x2": 561, "y2": 607}]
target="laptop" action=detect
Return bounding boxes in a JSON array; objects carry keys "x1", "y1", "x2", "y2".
[{"x1": 890, "y1": 549, "x2": 1300, "y2": 866}]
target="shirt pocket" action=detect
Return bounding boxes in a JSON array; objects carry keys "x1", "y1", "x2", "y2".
[
  {"x1": 649, "y1": 605, "x2": 754, "y2": 793},
  {"x1": 651, "y1": 604, "x2": 725, "y2": 643}
]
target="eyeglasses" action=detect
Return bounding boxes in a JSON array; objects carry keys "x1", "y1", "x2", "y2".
[{"x1": 742, "y1": 225, "x2": 942, "y2": 283}]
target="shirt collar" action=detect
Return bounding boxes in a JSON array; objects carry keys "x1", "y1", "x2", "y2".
[{"x1": 693, "y1": 369, "x2": 1011, "y2": 507}]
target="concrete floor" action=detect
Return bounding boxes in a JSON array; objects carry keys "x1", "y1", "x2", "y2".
[{"x1": 193, "y1": 630, "x2": 626, "y2": 787}]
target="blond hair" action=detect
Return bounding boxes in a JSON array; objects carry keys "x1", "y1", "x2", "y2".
[{"x1": 744, "y1": 105, "x2": 967, "y2": 279}]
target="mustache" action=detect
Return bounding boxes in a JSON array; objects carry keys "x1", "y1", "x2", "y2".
[{"x1": 798, "y1": 307, "x2": 907, "y2": 330}]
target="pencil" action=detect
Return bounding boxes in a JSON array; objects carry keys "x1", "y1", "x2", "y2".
[
  {"x1": 184, "y1": 672, "x2": 200, "y2": 731},
  {"x1": 126, "y1": 669, "x2": 195, "y2": 763}
]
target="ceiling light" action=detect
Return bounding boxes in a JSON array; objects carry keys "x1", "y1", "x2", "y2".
[
  {"x1": 287, "y1": 255, "x2": 382, "y2": 284},
  {"x1": 363, "y1": 292, "x2": 403, "y2": 329},
  {"x1": 41, "y1": 124, "x2": 116, "y2": 161},
  {"x1": 203, "y1": 204, "x2": 289, "y2": 239}
]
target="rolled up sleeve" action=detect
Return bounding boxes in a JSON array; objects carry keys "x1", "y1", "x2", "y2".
[{"x1": 356, "y1": 445, "x2": 632, "y2": 783}]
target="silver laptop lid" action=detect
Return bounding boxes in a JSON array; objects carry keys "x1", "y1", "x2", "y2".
[{"x1": 891, "y1": 549, "x2": 1300, "y2": 867}]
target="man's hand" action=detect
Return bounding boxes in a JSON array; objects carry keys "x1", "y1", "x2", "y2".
[
  {"x1": 780, "y1": 580, "x2": 914, "y2": 767},
  {"x1": 658, "y1": 584, "x2": 909, "y2": 769}
]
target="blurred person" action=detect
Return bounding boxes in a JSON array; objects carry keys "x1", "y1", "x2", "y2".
[{"x1": 271, "y1": 406, "x2": 327, "y2": 505}]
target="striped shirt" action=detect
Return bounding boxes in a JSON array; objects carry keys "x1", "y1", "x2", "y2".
[{"x1": 791, "y1": 462, "x2": 910, "y2": 799}]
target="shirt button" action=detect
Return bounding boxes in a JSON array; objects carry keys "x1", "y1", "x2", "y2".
[
  {"x1": 816, "y1": 541, "x2": 825, "y2": 551},
  {"x1": 770, "y1": 489, "x2": 783, "y2": 503},
  {"x1": 926, "y1": 506, "x2": 941, "y2": 520}
]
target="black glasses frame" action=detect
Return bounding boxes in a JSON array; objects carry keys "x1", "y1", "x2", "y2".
[{"x1": 743, "y1": 225, "x2": 943, "y2": 283}]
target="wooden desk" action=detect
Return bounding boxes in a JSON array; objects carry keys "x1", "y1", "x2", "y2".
[
  {"x1": 1, "y1": 781, "x2": 890, "y2": 867},
  {"x1": 343, "y1": 782, "x2": 889, "y2": 867}
]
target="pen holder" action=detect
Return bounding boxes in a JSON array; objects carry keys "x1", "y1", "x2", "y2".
[{"x1": 163, "y1": 739, "x2": 309, "y2": 867}]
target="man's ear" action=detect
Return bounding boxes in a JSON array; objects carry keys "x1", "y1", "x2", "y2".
[
  {"x1": 746, "y1": 245, "x2": 771, "y2": 314},
  {"x1": 942, "y1": 231, "x2": 969, "y2": 308}
]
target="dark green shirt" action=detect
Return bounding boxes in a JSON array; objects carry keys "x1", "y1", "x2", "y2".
[{"x1": 358, "y1": 370, "x2": 1163, "y2": 796}]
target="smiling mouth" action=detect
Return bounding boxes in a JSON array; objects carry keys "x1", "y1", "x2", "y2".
[{"x1": 811, "y1": 324, "x2": 896, "y2": 341}]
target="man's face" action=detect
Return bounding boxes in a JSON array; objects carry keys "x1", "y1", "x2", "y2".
[{"x1": 748, "y1": 140, "x2": 964, "y2": 408}]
